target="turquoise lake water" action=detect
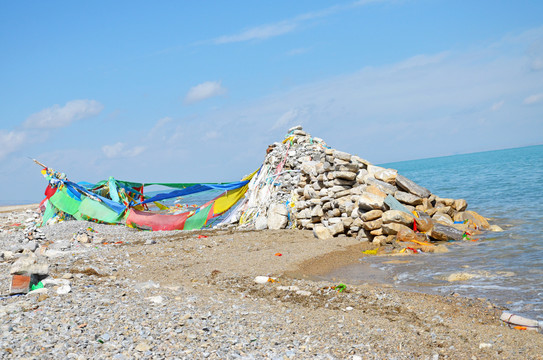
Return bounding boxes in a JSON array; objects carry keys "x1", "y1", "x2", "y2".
[{"x1": 328, "y1": 145, "x2": 543, "y2": 321}]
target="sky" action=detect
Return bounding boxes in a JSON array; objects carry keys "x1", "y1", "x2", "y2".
[{"x1": 1, "y1": 0, "x2": 542, "y2": 205}]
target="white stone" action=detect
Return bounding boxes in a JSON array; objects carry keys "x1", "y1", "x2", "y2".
[
  {"x1": 358, "y1": 193, "x2": 385, "y2": 210},
  {"x1": 333, "y1": 150, "x2": 352, "y2": 162},
  {"x1": 27, "y1": 288, "x2": 48, "y2": 295},
  {"x1": 57, "y1": 284, "x2": 71, "y2": 295},
  {"x1": 42, "y1": 278, "x2": 70, "y2": 287},
  {"x1": 255, "y1": 216, "x2": 268, "y2": 230},
  {"x1": 10, "y1": 256, "x2": 36, "y2": 275},
  {"x1": 328, "y1": 222, "x2": 344, "y2": 236},
  {"x1": 267, "y1": 203, "x2": 288, "y2": 230},
  {"x1": 147, "y1": 296, "x2": 164, "y2": 304},
  {"x1": 254, "y1": 276, "x2": 272, "y2": 284},
  {"x1": 300, "y1": 161, "x2": 318, "y2": 176},
  {"x1": 374, "y1": 168, "x2": 397, "y2": 184},
  {"x1": 44, "y1": 249, "x2": 66, "y2": 258},
  {"x1": 313, "y1": 224, "x2": 332, "y2": 240}
]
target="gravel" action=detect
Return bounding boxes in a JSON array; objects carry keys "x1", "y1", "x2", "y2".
[{"x1": 1, "y1": 207, "x2": 542, "y2": 359}]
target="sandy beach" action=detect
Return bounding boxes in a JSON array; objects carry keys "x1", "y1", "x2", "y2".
[{"x1": 1, "y1": 205, "x2": 542, "y2": 359}]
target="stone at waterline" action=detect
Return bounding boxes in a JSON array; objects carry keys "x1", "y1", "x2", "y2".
[
  {"x1": 414, "y1": 212, "x2": 433, "y2": 233},
  {"x1": 435, "y1": 205, "x2": 454, "y2": 217},
  {"x1": 396, "y1": 227, "x2": 418, "y2": 242},
  {"x1": 430, "y1": 223, "x2": 464, "y2": 241},
  {"x1": 432, "y1": 212, "x2": 454, "y2": 225},
  {"x1": 461, "y1": 210, "x2": 490, "y2": 230},
  {"x1": 382, "y1": 222, "x2": 412, "y2": 235},
  {"x1": 489, "y1": 224, "x2": 504, "y2": 232},
  {"x1": 453, "y1": 199, "x2": 468, "y2": 212},
  {"x1": 395, "y1": 174, "x2": 431, "y2": 198},
  {"x1": 436, "y1": 197, "x2": 455, "y2": 206}
]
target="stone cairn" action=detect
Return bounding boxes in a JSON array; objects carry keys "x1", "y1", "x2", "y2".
[{"x1": 224, "y1": 126, "x2": 497, "y2": 252}]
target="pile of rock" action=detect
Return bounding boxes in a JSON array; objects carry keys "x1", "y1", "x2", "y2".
[
  {"x1": 228, "y1": 126, "x2": 328, "y2": 231},
  {"x1": 230, "y1": 126, "x2": 497, "y2": 249}
]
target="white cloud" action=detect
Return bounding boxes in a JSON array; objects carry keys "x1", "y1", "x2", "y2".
[
  {"x1": 148, "y1": 116, "x2": 173, "y2": 138},
  {"x1": 287, "y1": 47, "x2": 310, "y2": 56},
  {"x1": 212, "y1": 0, "x2": 383, "y2": 45},
  {"x1": 214, "y1": 22, "x2": 297, "y2": 44},
  {"x1": 394, "y1": 52, "x2": 449, "y2": 70},
  {"x1": 0, "y1": 130, "x2": 26, "y2": 159},
  {"x1": 491, "y1": 100, "x2": 504, "y2": 111},
  {"x1": 273, "y1": 108, "x2": 307, "y2": 129},
  {"x1": 24, "y1": 99, "x2": 104, "y2": 129},
  {"x1": 102, "y1": 142, "x2": 146, "y2": 159},
  {"x1": 203, "y1": 131, "x2": 220, "y2": 140},
  {"x1": 523, "y1": 93, "x2": 543, "y2": 105},
  {"x1": 155, "y1": 116, "x2": 173, "y2": 128},
  {"x1": 531, "y1": 58, "x2": 543, "y2": 71},
  {"x1": 184, "y1": 81, "x2": 226, "y2": 104}
]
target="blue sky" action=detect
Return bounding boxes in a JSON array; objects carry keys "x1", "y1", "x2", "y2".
[{"x1": 1, "y1": 0, "x2": 542, "y2": 204}]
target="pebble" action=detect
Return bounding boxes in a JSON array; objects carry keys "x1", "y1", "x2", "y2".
[
  {"x1": 135, "y1": 342, "x2": 152, "y2": 352},
  {"x1": 56, "y1": 284, "x2": 71, "y2": 295},
  {"x1": 147, "y1": 295, "x2": 163, "y2": 304}
]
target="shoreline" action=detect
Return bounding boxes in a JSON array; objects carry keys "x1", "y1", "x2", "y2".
[
  {"x1": 0, "y1": 203, "x2": 40, "y2": 213},
  {"x1": 1, "y1": 209, "x2": 543, "y2": 357}
]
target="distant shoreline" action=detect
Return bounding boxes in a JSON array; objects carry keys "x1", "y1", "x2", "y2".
[{"x1": 0, "y1": 203, "x2": 40, "y2": 213}]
